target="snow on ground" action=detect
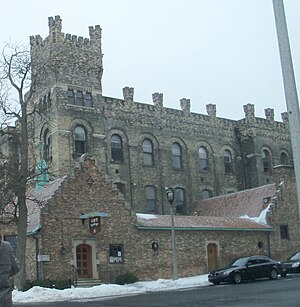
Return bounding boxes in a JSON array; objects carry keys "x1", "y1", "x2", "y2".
[{"x1": 13, "y1": 274, "x2": 209, "y2": 303}]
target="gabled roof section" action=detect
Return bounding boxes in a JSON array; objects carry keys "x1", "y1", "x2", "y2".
[
  {"x1": 193, "y1": 184, "x2": 276, "y2": 219},
  {"x1": 136, "y1": 214, "x2": 271, "y2": 231},
  {"x1": 26, "y1": 176, "x2": 67, "y2": 234}
]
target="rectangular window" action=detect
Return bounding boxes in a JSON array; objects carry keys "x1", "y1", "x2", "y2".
[
  {"x1": 84, "y1": 92, "x2": 93, "y2": 107},
  {"x1": 75, "y1": 91, "x2": 84, "y2": 106},
  {"x1": 67, "y1": 89, "x2": 75, "y2": 104},
  {"x1": 109, "y1": 244, "x2": 124, "y2": 263},
  {"x1": 280, "y1": 225, "x2": 289, "y2": 240}
]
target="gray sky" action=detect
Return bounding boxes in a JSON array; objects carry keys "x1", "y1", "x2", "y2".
[{"x1": 1, "y1": 0, "x2": 299, "y2": 121}]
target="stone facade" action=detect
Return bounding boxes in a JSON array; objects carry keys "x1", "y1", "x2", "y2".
[{"x1": 25, "y1": 16, "x2": 292, "y2": 216}]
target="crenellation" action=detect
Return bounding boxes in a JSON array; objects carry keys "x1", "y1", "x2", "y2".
[
  {"x1": 281, "y1": 112, "x2": 289, "y2": 124},
  {"x1": 152, "y1": 92, "x2": 163, "y2": 109},
  {"x1": 206, "y1": 103, "x2": 216, "y2": 117},
  {"x1": 265, "y1": 108, "x2": 274, "y2": 123},
  {"x1": 180, "y1": 98, "x2": 191, "y2": 113}
]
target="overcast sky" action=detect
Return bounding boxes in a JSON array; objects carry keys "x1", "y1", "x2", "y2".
[{"x1": 1, "y1": 0, "x2": 299, "y2": 121}]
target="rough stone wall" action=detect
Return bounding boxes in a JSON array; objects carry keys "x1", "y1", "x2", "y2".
[
  {"x1": 28, "y1": 16, "x2": 292, "y2": 216},
  {"x1": 268, "y1": 165, "x2": 300, "y2": 261},
  {"x1": 34, "y1": 158, "x2": 272, "y2": 282}
]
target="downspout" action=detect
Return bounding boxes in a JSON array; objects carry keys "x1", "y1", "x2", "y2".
[{"x1": 33, "y1": 234, "x2": 39, "y2": 280}]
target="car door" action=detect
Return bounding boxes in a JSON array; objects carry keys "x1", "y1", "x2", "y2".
[
  {"x1": 256, "y1": 257, "x2": 271, "y2": 278},
  {"x1": 245, "y1": 258, "x2": 259, "y2": 280}
]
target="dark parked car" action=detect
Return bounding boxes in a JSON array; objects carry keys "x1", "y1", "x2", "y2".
[
  {"x1": 208, "y1": 255, "x2": 282, "y2": 285},
  {"x1": 281, "y1": 252, "x2": 300, "y2": 277}
]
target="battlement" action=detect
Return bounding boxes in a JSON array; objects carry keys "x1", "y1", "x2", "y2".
[{"x1": 30, "y1": 15, "x2": 102, "y2": 48}]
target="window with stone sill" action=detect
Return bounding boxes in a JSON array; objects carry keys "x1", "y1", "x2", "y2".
[
  {"x1": 111, "y1": 134, "x2": 123, "y2": 163},
  {"x1": 199, "y1": 146, "x2": 208, "y2": 171},
  {"x1": 74, "y1": 125, "x2": 87, "y2": 155},
  {"x1": 109, "y1": 244, "x2": 124, "y2": 263},
  {"x1": 171, "y1": 143, "x2": 182, "y2": 169},
  {"x1": 142, "y1": 139, "x2": 154, "y2": 166},
  {"x1": 175, "y1": 188, "x2": 185, "y2": 214},
  {"x1": 67, "y1": 89, "x2": 93, "y2": 107},
  {"x1": 223, "y1": 150, "x2": 233, "y2": 174},
  {"x1": 145, "y1": 186, "x2": 156, "y2": 213}
]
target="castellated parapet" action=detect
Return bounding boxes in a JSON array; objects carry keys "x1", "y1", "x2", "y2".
[{"x1": 30, "y1": 15, "x2": 103, "y2": 96}]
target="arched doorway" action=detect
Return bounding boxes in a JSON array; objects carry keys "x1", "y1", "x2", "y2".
[
  {"x1": 207, "y1": 243, "x2": 218, "y2": 272},
  {"x1": 76, "y1": 243, "x2": 93, "y2": 278}
]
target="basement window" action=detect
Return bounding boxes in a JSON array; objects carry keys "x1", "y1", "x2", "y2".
[{"x1": 109, "y1": 244, "x2": 124, "y2": 263}]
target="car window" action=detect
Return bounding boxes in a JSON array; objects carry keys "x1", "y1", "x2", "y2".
[
  {"x1": 290, "y1": 252, "x2": 300, "y2": 261},
  {"x1": 247, "y1": 259, "x2": 258, "y2": 266},
  {"x1": 257, "y1": 258, "x2": 270, "y2": 264},
  {"x1": 231, "y1": 257, "x2": 249, "y2": 267}
]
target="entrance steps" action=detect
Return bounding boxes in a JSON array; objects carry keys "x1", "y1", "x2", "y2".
[{"x1": 76, "y1": 279, "x2": 102, "y2": 288}]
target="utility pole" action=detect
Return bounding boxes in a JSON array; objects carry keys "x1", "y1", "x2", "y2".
[{"x1": 273, "y1": 0, "x2": 300, "y2": 219}]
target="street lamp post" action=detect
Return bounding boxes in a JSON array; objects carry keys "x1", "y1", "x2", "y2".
[{"x1": 166, "y1": 187, "x2": 178, "y2": 280}]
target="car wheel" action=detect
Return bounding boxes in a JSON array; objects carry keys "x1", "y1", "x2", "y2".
[
  {"x1": 232, "y1": 272, "x2": 242, "y2": 284},
  {"x1": 269, "y1": 269, "x2": 278, "y2": 280},
  {"x1": 281, "y1": 272, "x2": 287, "y2": 277},
  {"x1": 213, "y1": 281, "x2": 220, "y2": 285}
]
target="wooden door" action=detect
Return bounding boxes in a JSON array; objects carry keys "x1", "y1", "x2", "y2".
[
  {"x1": 76, "y1": 244, "x2": 92, "y2": 278},
  {"x1": 207, "y1": 243, "x2": 218, "y2": 272}
]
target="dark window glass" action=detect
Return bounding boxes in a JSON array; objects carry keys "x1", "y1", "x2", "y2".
[
  {"x1": 172, "y1": 143, "x2": 182, "y2": 169},
  {"x1": 84, "y1": 92, "x2": 93, "y2": 107},
  {"x1": 74, "y1": 126, "x2": 86, "y2": 155},
  {"x1": 111, "y1": 134, "x2": 123, "y2": 162},
  {"x1": 280, "y1": 152, "x2": 288, "y2": 165},
  {"x1": 109, "y1": 244, "x2": 124, "y2": 263},
  {"x1": 67, "y1": 89, "x2": 75, "y2": 104},
  {"x1": 43, "y1": 129, "x2": 51, "y2": 160},
  {"x1": 175, "y1": 188, "x2": 185, "y2": 214},
  {"x1": 224, "y1": 150, "x2": 232, "y2": 173},
  {"x1": 262, "y1": 150, "x2": 270, "y2": 173},
  {"x1": 199, "y1": 146, "x2": 208, "y2": 171},
  {"x1": 75, "y1": 91, "x2": 84, "y2": 106},
  {"x1": 115, "y1": 182, "x2": 125, "y2": 194},
  {"x1": 143, "y1": 139, "x2": 153, "y2": 166},
  {"x1": 202, "y1": 189, "x2": 212, "y2": 199},
  {"x1": 280, "y1": 225, "x2": 289, "y2": 240},
  {"x1": 145, "y1": 186, "x2": 156, "y2": 213}
]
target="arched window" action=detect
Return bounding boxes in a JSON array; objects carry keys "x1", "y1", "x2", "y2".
[
  {"x1": 172, "y1": 143, "x2": 182, "y2": 169},
  {"x1": 175, "y1": 188, "x2": 185, "y2": 214},
  {"x1": 224, "y1": 150, "x2": 232, "y2": 173},
  {"x1": 145, "y1": 186, "x2": 156, "y2": 213},
  {"x1": 199, "y1": 146, "x2": 208, "y2": 171},
  {"x1": 262, "y1": 149, "x2": 271, "y2": 173},
  {"x1": 43, "y1": 129, "x2": 51, "y2": 161},
  {"x1": 111, "y1": 134, "x2": 123, "y2": 163},
  {"x1": 280, "y1": 152, "x2": 288, "y2": 165},
  {"x1": 74, "y1": 125, "x2": 86, "y2": 155},
  {"x1": 202, "y1": 189, "x2": 212, "y2": 200},
  {"x1": 143, "y1": 139, "x2": 153, "y2": 166}
]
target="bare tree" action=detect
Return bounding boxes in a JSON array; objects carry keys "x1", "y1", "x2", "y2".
[{"x1": 0, "y1": 43, "x2": 33, "y2": 288}]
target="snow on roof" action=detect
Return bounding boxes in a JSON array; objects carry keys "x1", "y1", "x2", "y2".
[
  {"x1": 136, "y1": 214, "x2": 271, "y2": 231},
  {"x1": 26, "y1": 176, "x2": 67, "y2": 234}
]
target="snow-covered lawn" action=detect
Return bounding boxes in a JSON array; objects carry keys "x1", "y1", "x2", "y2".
[{"x1": 13, "y1": 274, "x2": 209, "y2": 303}]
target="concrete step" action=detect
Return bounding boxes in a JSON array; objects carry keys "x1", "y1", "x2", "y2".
[{"x1": 76, "y1": 279, "x2": 102, "y2": 288}]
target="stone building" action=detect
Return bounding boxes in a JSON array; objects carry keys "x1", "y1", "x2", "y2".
[
  {"x1": 1, "y1": 16, "x2": 299, "y2": 284},
  {"x1": 27, "y1": 16, "x2": 292, "y2": 216},
  {"x1": 18, "y1": 156, "x2": 300, "y2": 283}
]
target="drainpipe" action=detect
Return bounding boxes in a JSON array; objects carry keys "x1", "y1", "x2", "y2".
[{"x1": 33, "y1": 234, "x2": 39, "y2": 280}]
